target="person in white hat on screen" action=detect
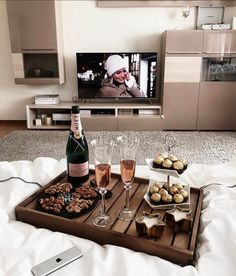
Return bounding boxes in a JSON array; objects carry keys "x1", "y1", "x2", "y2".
[{"x1": 98, "y1": 55, "x2": 144, "y2": 97}]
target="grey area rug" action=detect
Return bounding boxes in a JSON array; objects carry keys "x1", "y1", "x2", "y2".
[{"x1": 0, "y1": 130, "x2": 236, "y2": 165}]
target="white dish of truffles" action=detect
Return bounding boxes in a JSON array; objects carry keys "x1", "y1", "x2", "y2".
[
  {"x1": 146, "y1": 153, "x2": 188, "y2": 177},
  {"x1": 144, "y1": 179, "x2": 190, "y2": 209}
]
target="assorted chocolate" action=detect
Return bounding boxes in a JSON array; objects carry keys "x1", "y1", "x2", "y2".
[
  {"x1": 74, "y1": 185, "x2": 97, "y2": 199},
  {"x1": 39, "y1": 195, "x2": 65, "y2": 214},
  {"x1": 153, "y1": 153, "x2": 188, "y2": 174},
  {"x1": 38, "y1": 182, "x2": 98, "y2": 217},
  {"x1": 148, "y1": 182, "x2": 189, "y2": 205},
  {"x1": 66, "y1": 198, "x2": 94, "y2": 213},
  {"x1": 45, "y1": 182, "x2": 73, "y2": 195}
]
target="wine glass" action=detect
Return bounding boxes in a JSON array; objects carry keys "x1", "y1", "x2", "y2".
[
  {"x1": 90, "y1": 139, "x2": 114, "y2": 227},
  {"x1": 117, "y1": 136, "x2": 139, "y2": 221}
]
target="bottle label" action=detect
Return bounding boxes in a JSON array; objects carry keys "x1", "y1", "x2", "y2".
[
  {"x1": 71, "y1": 113, "x2": 82, "y2": 139},
  {"x1": 68, "y1": 162, "x2": 89, "y2": 177}
]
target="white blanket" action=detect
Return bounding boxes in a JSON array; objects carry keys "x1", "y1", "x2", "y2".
[{"x1": 0, "y1": 157, "x2": 236, "y2": 276}]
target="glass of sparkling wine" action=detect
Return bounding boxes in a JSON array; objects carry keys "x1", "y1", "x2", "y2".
[
  {"x1": 90, "y1": 139, "x2": 114, "y2": 227},
  {"x1": 117, "y1": 136, "x2": 139, "y2": 221}
]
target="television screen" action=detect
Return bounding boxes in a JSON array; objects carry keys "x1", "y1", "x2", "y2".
[{"x1": 76, "y1": 53, "x2": 157, "y2": 99}]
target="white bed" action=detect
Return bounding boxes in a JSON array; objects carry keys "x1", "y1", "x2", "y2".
[{"x1": 0, "y1": 157, "x2": 236, "y2": 276}]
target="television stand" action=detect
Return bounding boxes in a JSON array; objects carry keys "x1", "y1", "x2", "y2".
[{"x1": 26, "y1": 102, "x2": 163, "y2": 131}]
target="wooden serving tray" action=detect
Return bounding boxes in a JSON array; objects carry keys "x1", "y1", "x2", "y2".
[{"x1": 15, "y1": 170, "x2": 203, "y2": 266}]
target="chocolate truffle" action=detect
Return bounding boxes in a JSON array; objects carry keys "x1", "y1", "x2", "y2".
[
  {"x1": 149, "y1": 185, "x2": 160, "y2": 194},
  {"x1": 162, "y1": 159, "x2": 173, "y2": 168},
  {"x1": 154, "y1": 155, "x2": 164, "y2": 165},
  {"x1": 150, "y1": 193, "x2": 161, "y2": 203},
  {"x1": 173, "y1": 161, "x2": 184, "y2": 170},
  {"x1": 173, "y1": 194, "x2": 184, "y2": 203}
]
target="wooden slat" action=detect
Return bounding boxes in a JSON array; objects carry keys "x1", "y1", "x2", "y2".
[
  {"x1": 173, "y1": 189, "x2": 199, "y2": 248},
  {"x1": 15, "y1": 170, "x2": 203, "y2": 266},
  {"x1": 78, "y1": 176, "x2": 123, "y2": 223},
  {"x1": 101, "y1": 181, "x2": 140, "y2": 231},
  {"x1": 111, "y1": 181, "x2": 147, "y2": 233},
  {"x1": 189, "y1": 188, "x2": 204, "y2": 252}
]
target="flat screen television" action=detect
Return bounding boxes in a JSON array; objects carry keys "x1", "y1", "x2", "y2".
[{"x1": 76, "y1": 52, "x2": 158, "y2": 100}]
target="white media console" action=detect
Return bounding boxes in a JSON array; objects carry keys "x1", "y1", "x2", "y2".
[{"x1": 26, "y1": 102, "x2": 163, "y2": 131}]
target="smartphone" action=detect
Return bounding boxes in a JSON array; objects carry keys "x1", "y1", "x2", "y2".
[{"x1": 31, "y1": 246, "x2": 83, "y2": 276}]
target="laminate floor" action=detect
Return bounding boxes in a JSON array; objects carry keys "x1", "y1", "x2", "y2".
[{"x1": 0, "y1": 121, "x2": 27, "y2": 138}]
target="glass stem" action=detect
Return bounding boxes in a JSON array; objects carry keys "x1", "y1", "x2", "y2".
[
  {"x1": 124, "y1": 184, "x2": 131, "y2": 210},
  {"x1": 101, "y1": 193, "x2": 106, "y2": 216}
]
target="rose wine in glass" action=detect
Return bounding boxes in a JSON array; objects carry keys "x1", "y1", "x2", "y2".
[
  {"x1": 120, "y1": 160, "x2": 136, "y2": 184},
  {"x1": 95, "y1": 164, "x2": 111, "y2": 189},
  {"x1": 91, "y1": 139, "x2": 114, "y2": 227},
  {"x1": 117, "y1": 136, "x2": 139, "y2": 221}
]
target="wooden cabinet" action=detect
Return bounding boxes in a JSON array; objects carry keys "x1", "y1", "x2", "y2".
[
  {"x1": 6, "y1": 0, "x2": 57, "y2": 52},
  {"x1": 162, "y1": 30, "x2": 236, "y2": 130},
  {"x1": 6, "y1": 0, "x2": 64, "y2": 84},
  {"x1": 26, "y1": 103, "x2": 162, "y2": 131},
  {"x1": 164, "y1": 56, "x2": 201, "y2": 83},
  {"x1": 203, "y1": 30, "x2": 236, "y2": 55},
  {"x1": 164, "y1": 30, "x2": 203, "y2": 55},
  {"x1": 162, "y1": 31, "x2": 202, "y2": 130},
  {"x1": 162, "y1": 83, "x2": 199, "y2": 130},
  {"x1": 197, "y1": 82, "x2": 236, "y2": 130}
]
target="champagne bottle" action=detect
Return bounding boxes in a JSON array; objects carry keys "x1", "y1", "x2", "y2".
[{"x1": 66, "y1": 105, "x2": 89, "y2": 186}]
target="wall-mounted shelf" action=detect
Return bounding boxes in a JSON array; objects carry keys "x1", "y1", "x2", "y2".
[
  {"x1": 6, "y1": 0, "x2": 65, "y2": 84},
  {"x1": 97, "y1": 1, "x2": 236, "y2": 8},
  {"x1": 26, "y1": 102, "x2": 163, "y2": 131}
]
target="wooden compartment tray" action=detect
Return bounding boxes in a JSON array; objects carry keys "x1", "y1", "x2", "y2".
[{"x1": 15, "y1": 170, "x2": 203, "y2": 266}]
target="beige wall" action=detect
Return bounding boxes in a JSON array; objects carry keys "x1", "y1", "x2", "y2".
[{"x1": 0, "y1": 0, "x2": 235, "y2": 120}]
